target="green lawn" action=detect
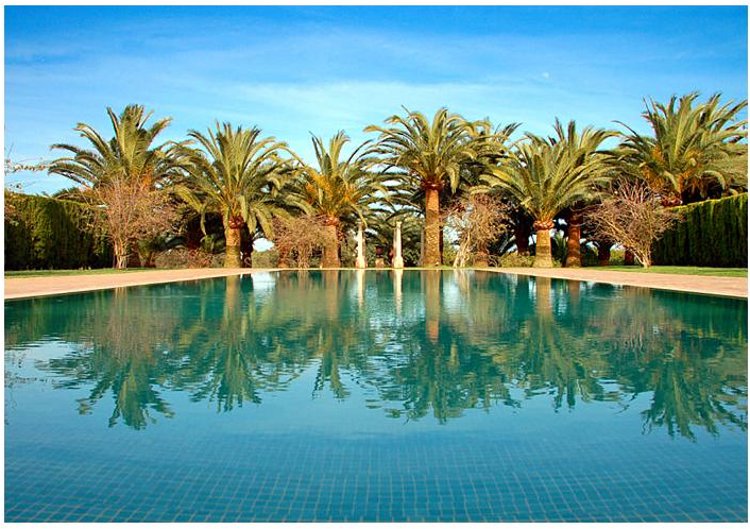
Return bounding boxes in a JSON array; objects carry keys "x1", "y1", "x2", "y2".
[
  {"x1": 585, "y1": 266, "x2": 748, "y2": 277},
  {"x1": 5, "y1": 268, "x2": 155, "y2": 278}
]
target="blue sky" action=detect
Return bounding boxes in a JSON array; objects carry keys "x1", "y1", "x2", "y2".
[{"x1": 5, "y1": 5, "x2": 748, "y2": 194}]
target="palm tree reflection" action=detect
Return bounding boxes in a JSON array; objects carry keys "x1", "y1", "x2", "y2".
[
  {"x1": 39, "y1": 287, "x2": 182, "y2": 429},
  {"x1": 11, "y1": 270, "x2": 745, "y2": 439}
]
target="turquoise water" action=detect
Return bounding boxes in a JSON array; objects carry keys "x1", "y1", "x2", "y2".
[{"x1": 5, "y1": 270, "x2": 747, "y2": 522}]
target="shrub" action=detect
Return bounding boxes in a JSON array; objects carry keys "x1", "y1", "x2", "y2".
[
  {"x1": 5, "y1": 193, "x2": 112, "y2": 270},
  {"x1": 153, "y1": 248, "x2": 223, "y2": 269},
  {"x1": 270, "y1": 215, "x2": 327, "y2": 268},
  {"x1": 498, "y1": 253, "x2": 536, "y2": 268},
  {"x1": 499, "y1": 252, "x2": 562, "y2": 268},
  {"x1": 252, "y1": 248, "x2": 279, "y2": 268},
  {"x1": 652, "y1": 193, "x2": 747, "y2": 267},
  {"x1": 581, "y1": 244, "x2": 599, "y2": 267},
  {"x1": 609, "y1": 248, "x2": 626, "y2": 266}
]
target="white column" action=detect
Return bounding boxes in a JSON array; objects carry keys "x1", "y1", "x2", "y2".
[
  {"x1": 393, "y1": 220, "x2": 404, "y2": 269},
  {"x1": 356, "y1": 268, "x2": 365, "y2": 307},
  {"x1": 355, "y1": 221, "x2": 366, "y2": 269},
  {"x1": 393, "y1": 268, "x2": 403, "y2": 316}
]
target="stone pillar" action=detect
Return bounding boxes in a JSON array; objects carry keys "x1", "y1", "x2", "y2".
[
  {"x1": 356, "y1": 268, "x2": 365, "y2": 307},
  {"x1": 393, "y1": 268, "x2": 403, "y2": 316},
  {"x1": 355, "y1": 221, "x2": 366, "y2": 269},
  {"x1": 393, "y1": 220, "x2": 404, "y2": 269}
]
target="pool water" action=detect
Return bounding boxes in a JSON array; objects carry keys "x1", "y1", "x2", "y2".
[{"x1": 5, "y1": 270, "x2": 747, "y2": 522}]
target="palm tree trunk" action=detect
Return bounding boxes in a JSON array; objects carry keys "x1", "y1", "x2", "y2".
[
  {"x1": 321, "y1": 220, "x2": 340, "y2": 268},
  {"x1": 439, "y1": 225, "x2": 444, "y2": 262},
  {"x1": 568, "y1": 279, "x2": 581, "y2": 311},
  {"x1": 535, "y1": 276, "x2": 552, "y2": 315},
  {"x1": 240, "y1": 229, "x2": 254, "y2": 268},
  {"x1": 514, "y1": 221, "x2": 531, "y2": 255},
  {"x1": 424, "y1": 187, "x2": 441, "y2": 266},
  {"x1": 424, "y1": 270, "x2": 440, "y2": 342},
  {"x1": 225, "y1": 275, "x2": 240, "y2": 319},
  {"x1": 564, "y1": 211, "x2": 582, "y2": 268},
  {"x1": 533, "y1": 220, "x2": 554, "y2": 268},
  {"x1": 323, "y1": 270, "x2": 339, "y2": 316},
  {"x1": 597, "y1": 242, "x2": 611, "y2": 266},
  {"x1": 419, "y1": 227, "x2": 425, "y2": 265},
  {"x1": 224, "y1": 220, "x2": 241, "y2": 268}
]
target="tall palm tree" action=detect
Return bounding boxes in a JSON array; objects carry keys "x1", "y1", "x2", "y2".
[
  {"x1": 175, "y1": 122, "x2": 290, "y2": 268},
  {"x1": 290, "y1": 131, "x2": 389, "y2": 268},
  {"x1": 487, "y1": 120, "x2": 615, "y2": 267},
  {"x1": 618, "y1": 92, "x2": 747, "y2": 205},
  {"x1": 365, "y1": 108, "x2": 480, "y2": 266},
  {"x1": 49, "y1": 105, "x2": 182, "y2": 268},
  {"x1": 459, "y1": 120, "x2": 520, "y2": 265}
]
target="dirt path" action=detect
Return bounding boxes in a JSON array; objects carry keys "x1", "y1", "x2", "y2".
[{"x1": 4, "y1": 267, "x2": 747, "y2": 300}]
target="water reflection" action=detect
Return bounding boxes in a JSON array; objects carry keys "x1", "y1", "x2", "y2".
[{"x1": 5, "y1": 271, "x2": 747, "y2": 439}]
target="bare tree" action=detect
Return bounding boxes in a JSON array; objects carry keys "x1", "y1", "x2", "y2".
[
  {"x1": 96, "y1": 178, "x2": 178, "y2": 268},
  {"x1": 48, "y1": 105, "x2": 184, "y2": 268},
  {"x1": 587, "y1": 180, "x2": 681, "y2": 268},
  {"x1": 444, "y1": 193, "x2": 511, "y2": 267},
  {"x1": 270, "y1": 215, "x2": 328, "y2": 268}
]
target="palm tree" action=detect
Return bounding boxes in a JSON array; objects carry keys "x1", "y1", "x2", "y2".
[
  {"x1": 175, "y1": 122, "x2": 290, "y2": 268},
  {"x1": 290, "y1": 131, "x2": 389, "y2": 268},
  {"x1": 365, "y1": 108, "x2": 480, "y2": 266},
  {"x1": 486, "y1": 120, "x2": 615, "y2": 267},
  {"x1": 49, "y1": 105, "x2": 182, "y2": 268},
  {"x1": 618, "y1": 92, "x2": 747, "y2": 205}
]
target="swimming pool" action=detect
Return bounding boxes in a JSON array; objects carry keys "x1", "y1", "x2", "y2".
[{"x1": 5, "y1": 270, "x2": 747, "y2": 522}]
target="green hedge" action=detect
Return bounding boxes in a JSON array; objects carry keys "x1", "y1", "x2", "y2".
[
  {"x1": 5, "y1": 193, "x2": 112, "y2": 270},
  {"x1": 652, "y1": 193, "x2": 748, "y2": 267}
]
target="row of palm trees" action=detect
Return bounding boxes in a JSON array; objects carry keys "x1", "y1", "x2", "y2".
[{"x1": 47, "y1": 92, "x2": 747, "y2": 268}]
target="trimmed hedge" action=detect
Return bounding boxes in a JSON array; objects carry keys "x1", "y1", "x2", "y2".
[
  {"x1": 652, "y1": 193, "x2": 748, "y2": 267},
  {"x1": 5, "y1": 193, "x2": 112, "y2": 270}
]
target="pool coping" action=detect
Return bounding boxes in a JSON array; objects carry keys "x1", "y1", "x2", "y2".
[
  {"x1": 489, "y1": 267, "x2": 748, "y2": 299},
  {"x1": 4, "y1": 266, "x2": 748, "y2": 300},
  {"x1": 3, "y1": 268, "x2": 259, "y2": 300}
]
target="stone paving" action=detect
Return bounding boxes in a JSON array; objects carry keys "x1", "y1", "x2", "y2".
[
  {"x1": 4, "y1": 266, "x2": 747, "y2": 300},
  {"x1": 493, "y1": 267, "x2": 747, "y2": 299},
  {"x1": 4, "y1": 268, "x2": 256, "y2": 300}
]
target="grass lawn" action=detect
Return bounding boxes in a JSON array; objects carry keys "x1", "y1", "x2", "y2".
[
  {"x1": 5, "y1": 268, "x2": 155, "y2": 278},
  {"x1": 585, "y1": 266, "x2": 747, "y2": 277}
]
